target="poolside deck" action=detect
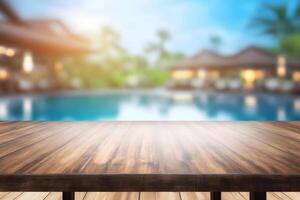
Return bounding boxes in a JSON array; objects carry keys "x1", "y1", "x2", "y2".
[
  {"x1": 0, "y1": 192, "x2": 300, "y2": 200},
  {"x1": 0, "y1": 122, "x2": 299, "y2": 200},
  {"x1": 0, "y1": 192, "x2": 299, "y2": 200}
]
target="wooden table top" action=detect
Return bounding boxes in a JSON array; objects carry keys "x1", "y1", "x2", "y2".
[{"x1": 0, "y1": 121, "x2": 299, "y2": 191}]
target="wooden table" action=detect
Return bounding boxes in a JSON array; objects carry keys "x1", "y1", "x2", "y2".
[{"x1": 0, "y1": 122, "x2": 299, "y2": 200}]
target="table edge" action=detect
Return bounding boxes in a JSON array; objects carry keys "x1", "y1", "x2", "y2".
[{"x1": 0, "y1": 174, "x2": 299, "y2": 192}]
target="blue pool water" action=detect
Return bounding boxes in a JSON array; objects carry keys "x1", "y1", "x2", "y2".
[{"x1": 0, "y1": 90, "x2": 300, "y2": 121}]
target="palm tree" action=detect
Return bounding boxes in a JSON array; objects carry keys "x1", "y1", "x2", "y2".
[
  {"x1": 157, "y1": 29, "x2": 171, "y2": 47},
  {"x1": 144, "y1": 28, "x2": 171, "y2": 59},
  {"x1": 98, "y1": 26, "x2": 126, "y2": 58},
  {"x1": 249, "y1": 2, "x2": 300, "y2": 39},
  {"x1": 144, "y1": 28, "x2": 184, "y2": 72}
]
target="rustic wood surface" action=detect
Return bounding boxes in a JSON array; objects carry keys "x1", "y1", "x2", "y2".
[
  {"x1": 0, "y1": 122, "x2": 299, "y2": 191},
  {"x1": 0, "y1": 192, "x2": 299, "y2": 200}
]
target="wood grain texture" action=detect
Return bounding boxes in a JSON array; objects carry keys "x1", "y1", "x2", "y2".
[
  {"x1": 14, "y1": 192, "x2": 49, "y2": 200},
  {"x1": 1, "y1": 174, "x2": 299, "y2": 191},
  {"x1": 140, "y1": 192, "x2": 181, "y2": 200},
  {"x1": 0, "y1": 122, "x2": 299, "y2": 191},
  {"x1": 0, "y1": 192, "x2": 23, "y2": 200},
  {"x1": 0, "y1": 192, "x2": 299, "y2": 200},
  {"x1": 84, "y1": 192, "x2": 138, "y2": 200},
  {"x1": 180, "y1": 192, "x2": 210, "y2": 200}
]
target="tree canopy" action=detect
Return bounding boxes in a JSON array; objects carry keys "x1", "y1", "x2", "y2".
[{"x1": 249, "y1": 2, "x2": 300, "y2": 39}]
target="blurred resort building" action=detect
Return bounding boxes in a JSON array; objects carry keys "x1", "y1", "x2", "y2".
[
  {"x1": 170, "y1": 46, "x2": 300, "y2": 92},
  {"x1": 0, "y1": 1, "x2": 90, "y2": 93}
]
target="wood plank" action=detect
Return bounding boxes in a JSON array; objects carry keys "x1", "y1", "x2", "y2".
[
  {"x1": 267, "y1": 193, "x2": 281, "y2": 200},
  {"x1": 222, "y1": 192, "x2": 248, "y2": 200},
  {"x1": 183, "y1": 192, "x2": 249, "y2": 200},
  {"x1": 140, "y1": 192, "x2": 180, "y2": 200},
  {"x1": 180, "y1": 192, "x2": 300, "y2": 200},
  {"x1": 43, "y1": 192, "x2": 87, "y2": 200},
  {"x1": 44, "y1": 192, "x2": 61, "y2": 200},
  {"x1": 14, "y1": 192, "x2": 49, "y2": 200},
  {"x1": 76, "y1": 192, "x2": 87, "y2": 200},
  {"x1": 0, "y1": 122, "x2": 74, "y2": 158},
  {"x1": 270, "y1": 192, "x2": 293, "y2": 200},
  {"x1": 0, "y1": 192, "x2": 299, "y2": 200},
  {"x1": 0, "y1": 192, "x2": 23, "y2": 200},
  {"x1": 0, "y1": 122, "x2": 299, "y2": 192},
  {"x1": 0, "y1": 122, "x2": 299, "y2": 174},
  {"x1": 237, "y1": 192, "x2": 248, "y2": 200},
  {"x1": 180, "y1": 192, "x2": 209, "y2": 200},
  {"x1": 0, "y1": 193, "x2": 9, "y2": 199},
  {"x1": 0, "y1": 122, "x2": 59, "y2": 146},
  {"x1": 0, "y1": 192, "x2": 87, "y2": 200},
  {"x1": 283, "y1": 192, "x2": 300, "y2": 200},
  {"x1": 84, "y1": 192, "x2": 138, "y2": 200},
  {"x1": 1, "y1": 174, "x2": 299, "y2": 192}
]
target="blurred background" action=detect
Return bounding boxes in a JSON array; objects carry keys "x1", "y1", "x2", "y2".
[{"x1": 0, "y1": 0, "x2": 300, "y2": 120}]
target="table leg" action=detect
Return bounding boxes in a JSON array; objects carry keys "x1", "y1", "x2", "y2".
[
  {"x1": 63, "y1": 192, "x2": 75, "y2": 200},
  {"x1": 250, "y1": 192, "x2": 266, "y2": 200},
  {"x1": 210, "y1": 191, "x2": 221, "y2": 200}
]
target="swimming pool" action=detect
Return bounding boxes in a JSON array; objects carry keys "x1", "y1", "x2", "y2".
[{"x1": 0, "y1": 90, "x2": 300, "y2": 121}]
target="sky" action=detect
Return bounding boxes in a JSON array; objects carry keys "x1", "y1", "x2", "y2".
[{"x1": 8, "y1": 0, "x2": 300, "y2": 56}]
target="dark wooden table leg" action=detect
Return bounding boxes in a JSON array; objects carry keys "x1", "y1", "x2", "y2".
[
  {"x1": 63, "y1": 192, "x2": 75, "y2": 200},
  {"x1": 250, "y1": 192, "x2": 266, "y2": 200},
  {"x1": 210, "y1": 191, "x2": 221, "y2": 200}
]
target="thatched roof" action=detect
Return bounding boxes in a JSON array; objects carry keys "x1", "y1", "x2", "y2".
[
  {"x1": 0, "y1": 1, "x2": 91, "y2": 55},
  {"x1": 173, "y1": 46, "x2": 300, "y2": 70},
  {"x1": 0, "y1": 21, "x2": 92, "y2": 55}
]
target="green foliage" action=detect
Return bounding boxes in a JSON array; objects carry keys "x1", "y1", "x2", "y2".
[
  {"x1": 248, "y1": 2, "x2": 300, "y2": 57},
  {"x1": 144, "y1": 28, "x2": 171, "y2": 62},
  {"x1": 59, "y1": 26, "x2": 184, "y2": 89},
  {"x1": 147, "y1": 68, "x2": 169, "y2": 86},
  {"x1": 249, "y1": 2, "x2": 300, "y2": 39},
  {"x1": 280, "y1": 34, "x2": 300, "y2": 57}
]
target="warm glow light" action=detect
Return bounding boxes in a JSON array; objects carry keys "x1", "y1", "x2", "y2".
[
  {"x1": 23, "y1": 52, "x2": 34, "y2": 73},
  {"x1": 5, "y1": 48, "x2": 15, "y2": 57},
  {"x1": 240, "y1": 69, "x2": 256, "y2": 88},
  {"x1": 172, "y1": 93, "x2": 193, "y2": 102},
  {"x1": 277, "y1": 55, "x2": 286, "y2": 78},
  {"x1": 278, "y1": 55, "x2": 286, "y2": 65},
  {"x1": 245, "y1": 95, "x2": 257, "y2": 107},
  {"x1": 197, "y1": 69, "x2": 206, "y2": 79},
  {"x1": 172, "y1": 70, "x2": 194, "y2": 80},
  {"x1": 0, "y1": 46, "x2": 5, "y2": 54},
  {"x1": 55, "y1": 62, "x2": 63, "y2": 71},
  {"x1": 209, "y1": 70, "x2": 220, "y2": 80},
  {"x1": 256, "y1": 70, "x2": 264, "y2": 79},
  {"x1": 0, "y1": 46, "x2": 15, "y2": 57},
  {"x1": 277, "y1": 65, "x2": 286, "y2": 77},
  {"x1": 293, "y1": 71, "x2": 300, "y2": 82},
  {"x1": 0, "y1": 69, "x2": 8, "y2": 80},
  {"x1": 294, "y1": 99, "x2": 300, "y2": 111}
]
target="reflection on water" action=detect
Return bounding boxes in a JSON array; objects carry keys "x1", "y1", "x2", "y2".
[
  {"x1": 244, "y1": 95, "x2": 257, "y2": 115},
  {"x1": 0, "y1": 102, "x2": 7, "y2": 118},
  {"x1": 277, "y1": 107, "x2": 286, "y2": 121},
  {"x1": 294, "y1": 99, "x2": 300, "y2": 112},
  {"x1": 244, "y1": 95, "x2": 256, "y2": 108},
  {"x1": 171, "y1": 93, "x2": 193, "y2": 103},
  {"x1": 23, "y1": 98, "x2": 32, "y2": 120},
  {"x1": 0, "y1": 91, "x2": 300, "y2": 121}
]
